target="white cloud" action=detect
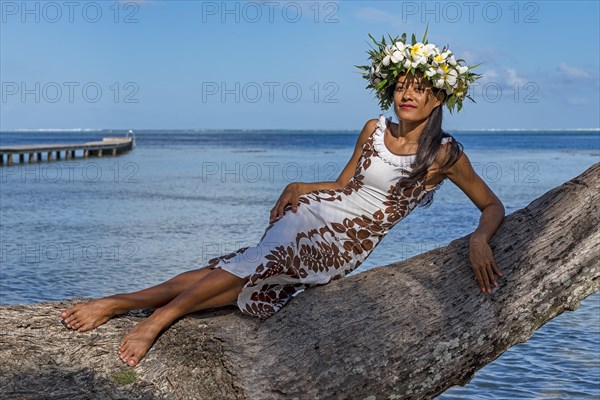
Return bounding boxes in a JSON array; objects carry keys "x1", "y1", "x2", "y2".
[
  {"x1": 505, "y1": 68, "x2": 527, "y2": 86},
  {"x1": 558, "y1": 62, "x2": 591, "y2": 79},
  {"x1": 481, "y1": 69, "x2": 498, "y2": 81}
]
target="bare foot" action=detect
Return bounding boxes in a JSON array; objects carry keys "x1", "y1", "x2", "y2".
[
  {"x1": 117, "y1": 317, "x2": 165, "y2": 367},
  {"x1": 59, "y1": 298, "x2": 119, "y2": 332}
]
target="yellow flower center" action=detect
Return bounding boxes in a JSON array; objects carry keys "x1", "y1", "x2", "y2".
[{"x1": 410, "y1": 45, "x2": 422, "y2": 57}]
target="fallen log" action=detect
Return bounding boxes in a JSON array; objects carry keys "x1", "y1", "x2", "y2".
[{"x1": 1, "y1": 163, "x2": 598, "y2": 400}]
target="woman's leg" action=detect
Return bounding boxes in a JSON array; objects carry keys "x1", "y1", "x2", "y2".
[
  {"x1": 60, "y1": 266, "x2": 219, "y2": 332},
  {"x1": 118, "y1": 268, "x2": 249, "y2": 367}
]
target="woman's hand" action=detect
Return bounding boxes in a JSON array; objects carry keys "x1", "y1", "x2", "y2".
[
  {"x1": 269, "y1": 183, "x2": 301, "y2": 224},
  {"x1": 469, "y1": 234, "x2": 503, "y2": 294}
]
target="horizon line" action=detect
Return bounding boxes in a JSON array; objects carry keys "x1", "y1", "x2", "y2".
[{"x1": 1, "y1": 128, "x2": 599, "y2": 133}]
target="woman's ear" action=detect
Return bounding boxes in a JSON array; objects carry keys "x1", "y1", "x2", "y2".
[{"x1": 434, "y1": 90, "x2": 446, "y2": 108}]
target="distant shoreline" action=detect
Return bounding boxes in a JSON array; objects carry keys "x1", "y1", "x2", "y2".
[{"x1": 2, "y1": 129, "x2": 599, "y2": 134}]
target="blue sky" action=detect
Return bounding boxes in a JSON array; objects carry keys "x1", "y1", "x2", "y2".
[{"x1": 1, "y1": 0, "x2": 599, "y2": 130}]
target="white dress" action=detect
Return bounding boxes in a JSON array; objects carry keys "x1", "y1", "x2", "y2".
[{"x1": 206, "y1": 113, "x2": 453, "y2": 320}]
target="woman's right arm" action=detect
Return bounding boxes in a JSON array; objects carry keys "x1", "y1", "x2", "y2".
[{"x1": 269, "y1": 118, "x2": 378, "y2": 223}]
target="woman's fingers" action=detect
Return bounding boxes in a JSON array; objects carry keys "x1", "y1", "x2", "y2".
[
  {"x1": 270, "y1": 189, "x2": 301, "y2": 222},
  {"x1": 486, "y1": 263, "x2": 497, "y2": 288},
  {"x1": 472, "y1": 261, "x2": 492, "y2": 294},
  {"x1": 480, "y1": 266, "x2": 491, "y2": 293},
  {"x1": 472, "y1": 264, "x2": 484, "y2": 292},
  {"x1": 270, "y1": 201, "x2": 281, "y2": 223},
  {"x1": 269, "y1": 203, "x2": 277, "y2": 222},
  {"x1": 491, "y1": 258, "x2": 503, "y2": 277},
  {"x1": 270, "y1": 199, "x2": 287, "y2": 222}
]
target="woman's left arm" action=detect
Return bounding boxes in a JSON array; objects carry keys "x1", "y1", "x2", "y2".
[{"x1": 443, "y1": 151, "x2": 506, "y2": 295}]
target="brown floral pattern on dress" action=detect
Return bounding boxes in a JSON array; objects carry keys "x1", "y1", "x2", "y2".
[
  {"x1": 360, "y1": 134, "x2": 376, "y2": 171},
  {"x1": 253, "y1": 244, "x2": 301, "y2": 278},
  {"x1": 332, "y1": 217, "x2": 374, "y2": 256},
  {"x1": 243, "y1": 281, "x2": 307, "y2": 319},
  {"x1": 381, "y1": 180, "x2": 427, "y2": 226},
  {"x1": 206, "y1": 246, "x2": 250, "y2": 269},
  {"x1": 298, "y1": 237, "x2": 353, "y2": 274}
]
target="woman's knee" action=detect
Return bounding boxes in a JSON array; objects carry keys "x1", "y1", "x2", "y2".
[{"x1": 206, "y1": 268, "x2": 249, "y2": 289}]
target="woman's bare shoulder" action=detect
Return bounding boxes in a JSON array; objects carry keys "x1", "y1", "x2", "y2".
[{"x1": 355, "y1": 118, "x2": 379, "y2": 146}]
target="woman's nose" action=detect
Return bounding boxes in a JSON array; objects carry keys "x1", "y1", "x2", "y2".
[{"x1": 401, "y1": 89, "x2": 416, "y2": 99}]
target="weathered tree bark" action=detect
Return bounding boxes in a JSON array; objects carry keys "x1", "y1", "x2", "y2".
[{"x1": 1, "y1": 163, "x2": 598, "y2": 400}]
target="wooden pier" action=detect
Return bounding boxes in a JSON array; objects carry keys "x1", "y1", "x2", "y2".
[{"x1": 0, "y1": 136, "x2": 135, "y2": 166}]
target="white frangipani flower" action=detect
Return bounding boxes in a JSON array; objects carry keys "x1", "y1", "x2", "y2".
[
  {"x1": 411, "y1": 55, "x2": 428, "y2": 68},
  {"x1": 382, "y1": 44, "x2": 404, "y2": 66},
  {"x1": 422, "y1": 43, "x2": 437, "y2": 58},
  {"x1": 441, "y1": 68, "x2": 458, "y2": 87},
  {"x1": 435, "y1": 65, "x2": 459, "y2": 87},
  {"x1": 393, "y1": 41, "x2": 407, "y2": 52},
  {"x1": 432, "y1": 50, "x2": 450, "y2": 67},
  {"x1": 370, "y1": 65, "x2": 388, "y2": 79},
  {"x1": 409, "y1": 42, "x2": 425, "y2": 59},
  {"x1": 425, "y1": 67, "x2": 437, "y2": 77}
]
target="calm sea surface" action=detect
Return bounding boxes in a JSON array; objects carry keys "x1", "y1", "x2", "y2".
[{"x1": 1, "y1": 128, "x2": 598, "y2": 399}]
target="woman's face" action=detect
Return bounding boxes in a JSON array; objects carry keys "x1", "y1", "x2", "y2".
[{"x1": 393, "y1": 72, "x2": 444, "y2": 123}]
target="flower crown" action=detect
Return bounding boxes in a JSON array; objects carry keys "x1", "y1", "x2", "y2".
[{"x1": 355, "y1": 26, "x2": 483, "y2": 114}]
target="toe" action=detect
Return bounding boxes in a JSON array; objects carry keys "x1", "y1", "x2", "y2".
[
  {"x1": 128, "y1": 357, "x2": 137, "y2": 366},
  {"x1": 125, "y1": 349, "x2": 136, "y2": 363},
  {"x1": 120, "y1": 346, "x2": 131, "y2": 362}
]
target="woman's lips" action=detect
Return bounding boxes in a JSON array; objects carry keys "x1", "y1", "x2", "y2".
[{"x1": 400, "y1": 105, "x2": 416, "y2": 109}]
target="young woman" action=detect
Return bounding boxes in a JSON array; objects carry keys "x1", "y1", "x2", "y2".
[{"x1": 59, "y1": 32, "x2": 505, "y2": 367}]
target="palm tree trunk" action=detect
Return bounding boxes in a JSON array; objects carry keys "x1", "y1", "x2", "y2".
[{"x1": 1, "y1": 163, "x2": 598, "y2": 400}]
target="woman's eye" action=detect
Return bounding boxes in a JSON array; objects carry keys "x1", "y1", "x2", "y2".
[{"x1": 395, "y1": 86, "x2": 426, "y2": 92}]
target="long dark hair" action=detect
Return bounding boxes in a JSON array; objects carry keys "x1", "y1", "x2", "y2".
[{"x1": 392, "y1": 87, "x2": 464, "y2": 207}]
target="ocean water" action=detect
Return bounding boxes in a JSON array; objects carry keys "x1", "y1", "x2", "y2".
[{"x1": 0, "y1": 128, "x2": 598, "y2": 399}]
